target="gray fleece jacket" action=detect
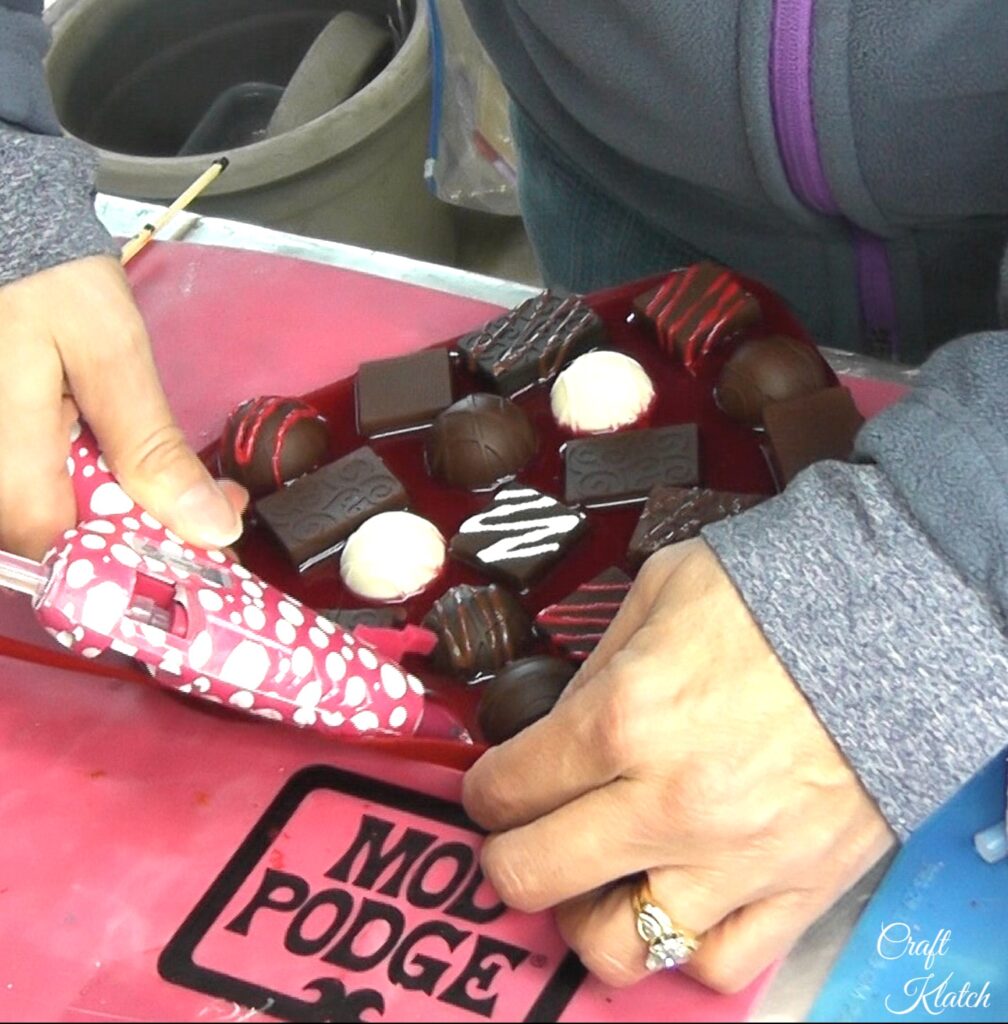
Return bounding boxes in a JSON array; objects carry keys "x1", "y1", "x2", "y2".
[{"x1": 2, "y1": 1, "x2": 1006, "y2": 838}]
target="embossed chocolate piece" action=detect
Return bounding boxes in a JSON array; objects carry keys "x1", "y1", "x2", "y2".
[
  {"x1": 450, "y1": 483, "x2": 589, "y2": 589},
  {"x1": 714, "y1": 335, "x2": 830, "y2": 427},
  {"x1": 535, "y1": 566, "x2": 631, "y2": 661},
  {"x1": 564, "y1": 423, "x2": 699, "y2": 506},
  {"x1": 255, "y1": 446, "x2": 407, "y2": 570},
  {"x1": 319, "y1": 607, "x2": 408, "y2": 630},
  {"x1": 632, "y1": 263, "x2": 760, "y2": 373},
  {"x1": 356, "y1": 348, "x2": 454, "y2": 437},
  {"x1": 763, "y1": 386, "x2": 865, "y2": 485},
  {"x1": 456, "y1": 291, "x2": 607, "y2": 396},
  {"x1": 423, "y1": 583, "x2": 533, "y2": 678},
  {"x1": 627, "y1": 486, "x2": 766, "y2": 568},
  {"x1": 219, "y1": 396, "x2": 329, "y2": 497},
  {"x1": 477, "y1": 656, "x2": 577, "y2": 744},
  {"x1": 426, "y1": 393, "x2": 537, "y2": 490}
]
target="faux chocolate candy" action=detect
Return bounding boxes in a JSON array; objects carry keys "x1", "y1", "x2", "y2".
[
  {"x1": 456, "y1": 291, "x2": 607, "y2": 396},
  {"x1": 423, "y1": 583, "x2": 532, "y2": 678},
  {"x1": 220, "y1": 396, "x2": 329, "y2": 497},
  {"x1": 356, "y1": 348, "x2": 453, "y2": 437},
  {"x1": 426, "y1": 393, "x2": 537, "y2": 490},
  {"x1": 450, "y1": 484, "x2": 588, "y2": 589},
  {"x1": 477, "y1": 656, "x2": 576, "y2": 745},
  {"x1": 633, "y1": 263, "x2": 760, "y2": 374},
  {"x1": 714, "y1": 335, "x2": 829, "y2": 427},
  {"x1": 536, "y1": 566, "x2": 631, "y2": 661},
  {"x1": 564, "y1": 423, "x2": 699, "y2": 506},
  {"x1": 627, "y1": 485, "x2": 766, "y2": 568},
  {"x1": 256, "y1": 446, "x2": 407, "y2": 570}
]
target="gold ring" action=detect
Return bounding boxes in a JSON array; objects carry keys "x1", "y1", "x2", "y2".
[{"x1": 631, "y1": 877, "x2": 700, "y2": 971}]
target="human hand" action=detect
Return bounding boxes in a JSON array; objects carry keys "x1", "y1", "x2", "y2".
[
  {"x1": 0, "y1": 255, "x2": 246, "y2": 558},
  {"x1": 463, "y1": 539, "x2": 895, "y2": 993}
]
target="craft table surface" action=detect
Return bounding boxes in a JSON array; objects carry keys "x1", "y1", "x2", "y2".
[{"x1": 0, "y1": 198, "x2": 915, "y2": 1022}]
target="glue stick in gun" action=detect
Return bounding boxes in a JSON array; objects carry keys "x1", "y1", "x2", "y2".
[{"x1": 0, "y1": 422, "x2": 468, "y2": 743}]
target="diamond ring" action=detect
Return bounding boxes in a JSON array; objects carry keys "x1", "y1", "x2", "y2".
[{"x1": 631, "y1": 877, "x2": 700, "y2": 971}]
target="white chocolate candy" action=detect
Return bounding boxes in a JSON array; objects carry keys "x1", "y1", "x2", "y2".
[
  {"x1": 550, "y1": 351, "x2": 655, "y2": 433},
  {"x1": 340, "y1": 511, "x2": 446, "y2": 601}
]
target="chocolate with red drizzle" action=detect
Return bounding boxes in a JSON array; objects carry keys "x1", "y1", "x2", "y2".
[
  {"x1": 456, "y1": 291, "x2": 607, "y2": 396},
  {"x1": 633, "y1": 263, "x2": 761, "y2": 373},
  {"x1": 219, "y1": 396, "x2": 329, "y2": 497},
  {"x1": 423, "y1": 583, "x2": 532, "y2": 678},
  {"x1": 535, "y1": 566, "x2": 631, "y2": 661},
  {"x1": 627, "y1": 485, "x2": 766, "y2": 568}
]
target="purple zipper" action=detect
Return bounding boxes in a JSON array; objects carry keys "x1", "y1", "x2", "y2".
[{"x1": 768, "y1": 0, "x2": 900, "y2": 357}]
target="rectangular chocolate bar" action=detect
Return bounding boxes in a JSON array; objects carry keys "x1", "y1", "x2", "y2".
[
  {"x1": 564, "y1": 423, "x2": 699, "y2": 506},
  {"x1": 255, "y1": 446, "x2": 407, "y2": 570},
  {"x1": 450, "y1": 483, "x2": 589, "y2": 589},
  {"x1": 627, "y1": 485, "x2": 766, "y2": 568},
  {"x1": 535, "y1": 566, "x2": 631, "y2": 661},
  {"x1": 356, "y1": 347, "x2": 453, "y2": 437},
  {"x1": 763, "y1": 386, "x2": 865, "y2": 486},
  {"x1": 456, "y1": 291, "x2": 606, "y2": 396}
]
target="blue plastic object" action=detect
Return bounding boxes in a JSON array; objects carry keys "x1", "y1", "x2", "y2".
[{"x1": 810, "y1": 750, "x2": 1007, "y2": 1022}]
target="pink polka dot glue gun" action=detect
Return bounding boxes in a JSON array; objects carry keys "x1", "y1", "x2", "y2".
[{"x1": 0, "y1": 422, "x2": 469, "y2": 743}]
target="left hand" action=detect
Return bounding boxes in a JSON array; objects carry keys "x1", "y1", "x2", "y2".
[{"x1": 462, "y1": 539, "x2": 895, "y2": 993}]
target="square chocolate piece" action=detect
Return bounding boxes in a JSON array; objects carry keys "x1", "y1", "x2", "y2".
[
  {"x1": 450, "y1": 483, "x2": 588, "y2": 589},
  {"x1": 632, "y1": 262, "x2": 760, "y2": 372},
  {"x1": 763, "y1": 386, "x2": 865, "y2": 485},
  {"x1": 536, "y1": 566, "x2": 631, "y2": 661},
  {"x1": 356, "y1": 347, "x2": 453, "y2": 437},
  {"x1": 456, "y1": 291, "x2": 607, "y2": 396},
  {"x1": 319, "y1": 607, "x2": 408, "y2": 631},
  {"x1": 627, "y1": 485, "x2": 766, "y2": 568},
  {"x1": 256, "y1": 446, "x2": 407, "y2": 570},
  {"x1": 564, "y1": 424, "x2": 699, "y2": 506}
]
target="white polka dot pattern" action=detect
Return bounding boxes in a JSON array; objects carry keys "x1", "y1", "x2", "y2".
[{"x1": 37, "y1": 423, "x2": 431, "y2": 739}]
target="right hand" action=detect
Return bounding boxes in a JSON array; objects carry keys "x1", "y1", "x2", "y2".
[{"x1": 0, "y1": 254, "x2": 247, "y2": 559}]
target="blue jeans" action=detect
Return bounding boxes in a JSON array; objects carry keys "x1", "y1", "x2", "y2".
[{"x1": 511, "y1": 103, "x2": 710, "y2": 293}]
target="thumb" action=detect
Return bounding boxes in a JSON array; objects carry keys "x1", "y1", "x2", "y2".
[{"x1": 58, "y1": 268, "x2": 244, "y2": 548}]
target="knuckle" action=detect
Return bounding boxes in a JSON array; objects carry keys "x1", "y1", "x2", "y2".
[
  {"x1": 117, "y1": 423, "x2": 193, "y2": 479},
  {"x1": 479, "y1": 839, "x2": 543, "y2": 914},
  {"x1": 590, "y1": 658, "x2": 648, "y2": 770},
  {"x1": 688, "y1": 950, "x2": 759, "y2": 995},
  {"x1": 577, "y1": 947, "x2": 641, "y2": 989}
]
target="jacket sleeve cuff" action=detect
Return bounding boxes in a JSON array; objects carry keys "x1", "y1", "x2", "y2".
[
  {"x1": 702, "y1": 461, "x2": 1008, "y2": 839},
  {"x1": 0, "y1": 122, "x2": 117, "y2": 287}
]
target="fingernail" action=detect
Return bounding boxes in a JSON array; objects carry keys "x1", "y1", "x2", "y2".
[{"x1": 175, "y1": 480, "x2": 242, "y2": 548}]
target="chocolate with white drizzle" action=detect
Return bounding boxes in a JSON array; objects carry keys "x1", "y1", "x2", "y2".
[
  {"x1": 449, "y1": 483, "x2": 589, "y2": 589},
  {"x1": 456, "y1": 291, "x2": 607, "y2": 396}
]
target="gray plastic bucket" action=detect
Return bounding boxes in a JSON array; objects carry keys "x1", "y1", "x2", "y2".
[{"x1": 45, "y1": 0, "x2": 457, "y2": 263}]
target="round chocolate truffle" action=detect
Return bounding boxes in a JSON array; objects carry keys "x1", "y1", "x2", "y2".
[
  {"x1": 714, "y1": 335, "x2": 829, "y2": 427},
  {"x1": 220, "y1": 396, "x2": 329, "y2": 497},
  {"x1": 550, "y1": 351, "x2": 655, "y2": 433},
  {"x1": 423, "y1": 583, "x2": 533, "y2": 678},
  {"x1": 340, "y1": 511, "x2": 446, "y2": 601},
  {"x1": 477, "y1": 656, "x2": 577, "y2": 744},
  {"x1": 426, "y1": 393, "x2": 536, "y2": 491}
]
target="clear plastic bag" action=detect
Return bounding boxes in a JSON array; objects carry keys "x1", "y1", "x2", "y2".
[{"x1": 424, "y1": 0, "x2": 520, "y2": 216}]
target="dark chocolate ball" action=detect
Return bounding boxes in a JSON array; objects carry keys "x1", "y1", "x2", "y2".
[
  {"x1": 220, "y1": 396, "x2": 329, "y2": 497},
  {"x1": 714, "y1": 335, "x2": 829, "y2": 427},
  {"x1": 426, "y1": 393, "x2": 537, "y2": 490},
  {"x1": 477, "y1": 656, "x2": 577, "y2": 744},
  {"x1": 423, "y1": 583, "x2": 533, "y2": 678}
]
